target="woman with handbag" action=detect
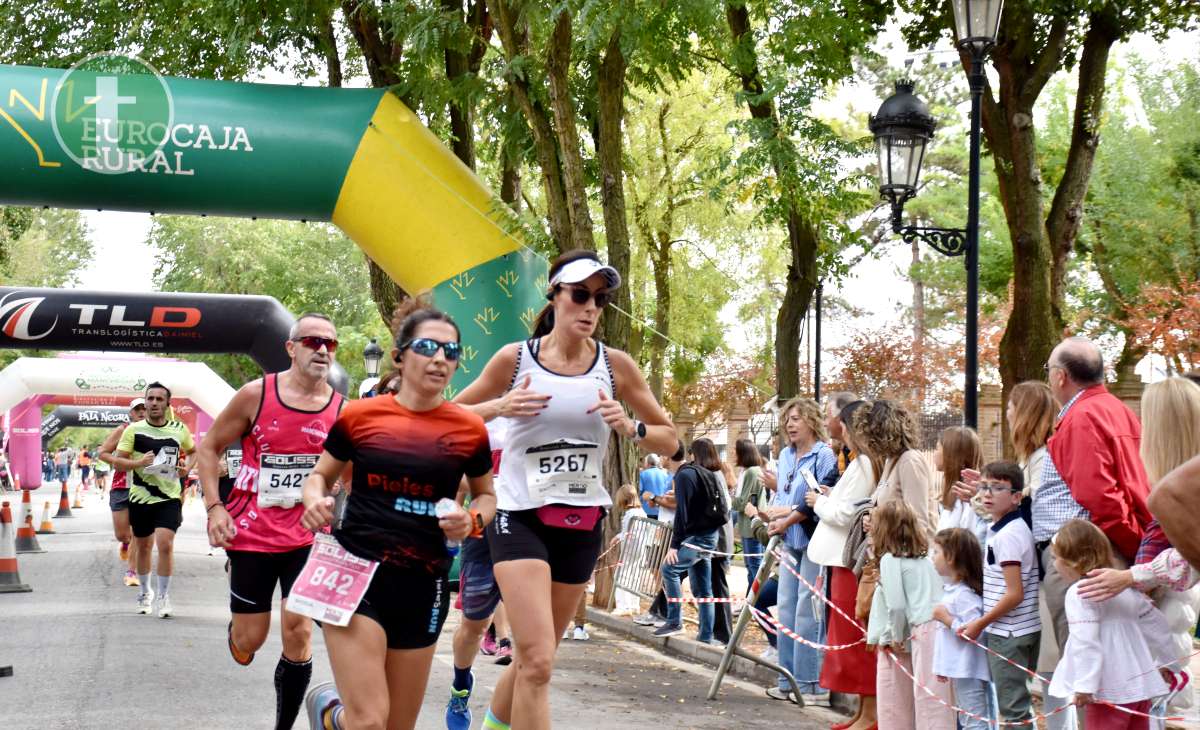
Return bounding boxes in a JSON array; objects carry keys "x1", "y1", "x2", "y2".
[{"x1": 807, "y1": 400, "x2": 879, "y2": 730}]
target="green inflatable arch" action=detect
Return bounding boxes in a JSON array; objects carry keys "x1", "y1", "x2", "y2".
[{"x1": 0, "y1": 60, "x2": 546, "y2": 394}]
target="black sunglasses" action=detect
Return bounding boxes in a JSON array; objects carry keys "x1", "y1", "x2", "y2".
[
  {"x1": 401, "y1": 337, "x2": 462, "y2": 361},
  {"x1": 558, "y1": 284, "x2": 612, "y2": 308},
  {"x1": 292, "y1": 335, "x2": 338, "y2": 353}
]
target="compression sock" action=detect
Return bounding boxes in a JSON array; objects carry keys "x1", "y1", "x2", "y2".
[
  {"x1": 482, "y1": 709, "x2": 510, "y2": 730},
  {"x1": 453, "y1": 665, "x2": 474, "y2": 692},
  {"x1": 156, "y1": 574, "x2": 172, "y2": 597},
  {"x1": 137, "y1": 574, "x2": 151, "y2": 597},
  {"x1": 322, "y1": 703, "x2": 344, "y2": 730},
  {"x1": 274, "y1": 654, "x2": 312, "y2": 730}
]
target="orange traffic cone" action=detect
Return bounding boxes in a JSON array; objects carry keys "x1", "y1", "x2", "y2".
[
  {"x1": 14, "y1": 492, "x2": 42, "y2": 557},
  {"x1": 15, "y1": 511, "x2": 43, "y2": 554},
  {"x1": 71, "y1": 485, "x2": 83, "y2": 510},
  {"x1": 37, "y1": 502, "x2": 54, "y2": 534},
  {"x1": 55, "y1": 483, "x2": 72, "y2": 518},
  {"x1": 0, "y1": 502, "x2": 31, "y2": 593},
  {"x1": 16, "y1": 489, "x2": 33, "y2": 531}
]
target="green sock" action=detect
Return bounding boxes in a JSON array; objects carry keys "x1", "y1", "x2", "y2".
[{"x1": 482, "y1": 708, "x2": 510, "y2": 730}]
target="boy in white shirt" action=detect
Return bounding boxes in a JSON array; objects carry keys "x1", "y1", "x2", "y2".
[{"x1": 959, "y1": 461, "x2": 1040, "y2": 726}]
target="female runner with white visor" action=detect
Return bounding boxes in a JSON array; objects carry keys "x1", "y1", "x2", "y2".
[{"x1": 456, "y1": 250, "x2": 677, "y2": 730}]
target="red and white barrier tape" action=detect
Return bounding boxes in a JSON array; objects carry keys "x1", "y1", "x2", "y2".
[
  {"x1": 595, "y1": 532, "x2": 625, "y2": 564},
  {"x1": 680, "y1": 542, "x2": 766, "y2": 558},
  {"x1": 773, "y1": 547, "x2": 1189, "y2": 719},
  {"x1": 747, "y1": 604, "x2": 867, "y2": 652},
  {"x1": 666, "y1": 596, "x2": 744, "y2": 604},
  {"x1": 773, "y1": 548, "x2": 864, "y2": 633}
]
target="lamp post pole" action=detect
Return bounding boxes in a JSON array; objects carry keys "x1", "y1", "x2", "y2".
[{"x1": 964, "y1": 57, "x2": 984, "y2": 429}]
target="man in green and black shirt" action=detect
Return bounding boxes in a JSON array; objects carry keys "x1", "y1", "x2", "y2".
[{"x1": 113, "y1": 382, "x2": 195, "y2": 618}]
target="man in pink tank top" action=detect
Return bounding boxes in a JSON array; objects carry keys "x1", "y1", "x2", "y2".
[{"x1": 198, "y1": 313, "x2": 345, "y2": 730}]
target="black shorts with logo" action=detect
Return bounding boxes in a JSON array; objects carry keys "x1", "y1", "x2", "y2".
[
  {"x1": 228, "y1": 547, "x2": 311, "y2": 614},
  {"x1": 353, "y1": 563, "x2": 450, "y2": 650},
  {"x1": 128, "y1": 499, "x2": 183, "y2": 538},
  {"x1": 487, "y1": 508, "x2": 604, "y2": 585}
]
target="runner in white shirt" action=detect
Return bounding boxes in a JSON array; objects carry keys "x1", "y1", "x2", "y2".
[{"x1": 455, "y1": 250, "x2": 676, "y2": 730}]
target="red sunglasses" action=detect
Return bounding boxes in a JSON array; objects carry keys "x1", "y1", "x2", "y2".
[{"x1": 292, "y1": 335, "x2": 338, "y2": 353}]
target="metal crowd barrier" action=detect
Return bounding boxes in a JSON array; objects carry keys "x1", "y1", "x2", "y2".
[
  {"x1": 706, "y1": 534, "x2": 803, "y2": 703},
  {"x1": 610, "y1": 515, "x2": 673, "y2": 603}
]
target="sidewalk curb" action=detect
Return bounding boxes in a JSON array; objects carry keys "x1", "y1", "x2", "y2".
[
  {"x1": 586, "y1": 606, "x2": 779, "y2": 686},
  {"x1": 586, "y1": 607, "x2": 856, "y2": 716}
]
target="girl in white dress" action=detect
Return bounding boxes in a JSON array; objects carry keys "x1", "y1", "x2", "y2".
[{"x1": 1048, "y1": 520, "x2": 1178, "y2": 729}]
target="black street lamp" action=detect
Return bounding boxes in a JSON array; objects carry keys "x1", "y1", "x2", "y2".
[
  {"x1": 362, "y1": 337, "x2": 384, "y2": 379},
  {"x1": 869, "y1": 0, "x2": 1002, "y2": 429}
]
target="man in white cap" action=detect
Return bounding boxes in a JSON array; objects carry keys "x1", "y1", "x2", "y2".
[{"x1": 98, "y1": 397, "x2": 147, "y2": 587}]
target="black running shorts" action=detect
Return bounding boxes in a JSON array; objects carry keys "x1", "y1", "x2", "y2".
[
  {"x1": 109, "y1": 488, "x2": 130, "y2": 513},
  {"x1": 128, "y1": 499, "x2": 183, "y2": 538},
  {"x1": 228, "y1": 546, "x2": 311, "y2": 614},
  {"x1": 487, "y1": 508, "x2": 604, "y2": 585},
  {"x1": 352, "y1": 564, "x2": 450, "y2": 650}
]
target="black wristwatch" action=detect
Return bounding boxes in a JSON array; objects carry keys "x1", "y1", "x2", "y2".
[{"x1": 632, "y1": 420, "x2": 647, "y2": 442}]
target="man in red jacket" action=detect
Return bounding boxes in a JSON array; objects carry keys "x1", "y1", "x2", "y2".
[{"x1": 1032, "y1": 336, "x2": 1152, "y2": 655}]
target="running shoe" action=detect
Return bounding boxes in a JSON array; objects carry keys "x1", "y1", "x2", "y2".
[
  {"x1": 305, "y1": 682, "x2": 342, "y2": 730},
  {"x1": 494, "y1": 640, "x2": 513, "y2": 666},
  {"x1": 445, "y1": 671, "x2": 474, "y2": 730},
  {"x1": 157, "y1": 595, "x2": 174, "y2": 619},
  {"x1": 119, "y1": 542, "x2": 129, "y2": 562},
  {"x1": 123, "y1": 571, "x2": 140, "y2": 587},
  {"x1": 652, "y1": 623, "x2": 683, "y2": 638},
  {"x1": 136, "y1": 591, "x2": 154, "y2": 615},
  {"x1": 632, "y1": 613, "x2": 658, "y2": 626},
  {"x1": 572, "y1": 626, "x2": 590, "y2": 641},
  {"x1": 479, "y1": 633, "x2": 499, "y2": 656},
  {"x1": 227, "y1": 621, "x2": 255, "y2": 666},
  {"x1": 800, "y1": 691, "x2": 831, "y2": 707}
]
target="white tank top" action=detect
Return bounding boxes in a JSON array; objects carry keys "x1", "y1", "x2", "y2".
[{"x1": 496, "y1": 337, "x2": 615, "y2": 511}]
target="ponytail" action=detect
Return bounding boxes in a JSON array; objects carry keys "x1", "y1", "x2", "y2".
[{"x1": 532, "y1": 304, "x2": 555, "y2": 338}]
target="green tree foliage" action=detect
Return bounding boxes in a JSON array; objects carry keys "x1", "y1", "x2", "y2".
[
  {"x1": 1073, "y1": 57, "x2": 1200, "y2": 375},
  {"x1": 0, "y1": 208, "x2": 92, "y2": 288},
  {"x1": 0, "y1": 207, "x2": 94, "y2": 370},
  {"x1": 897, "y1": 0, "x2": 1200, "y2": 413},
  {"x1": 149, "y1": 215, "x2": 389, "y2": 387}
]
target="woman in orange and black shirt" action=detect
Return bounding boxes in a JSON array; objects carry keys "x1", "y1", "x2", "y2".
[{"x1": 300, "y1": 302, "x2": 496, "y2": 730}]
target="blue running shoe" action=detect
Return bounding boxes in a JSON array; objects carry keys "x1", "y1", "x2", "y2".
[
  {"x1": 445, "y1": 672, "x2": 474, "y2": 730},
  {"x1": 305, "y1": 681, "x2": 342, "y2": 729}
]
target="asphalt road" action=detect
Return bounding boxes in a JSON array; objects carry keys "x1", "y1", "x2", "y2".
[{"x1": 0, "y1": 482, "x2": 836, "y2": 729}]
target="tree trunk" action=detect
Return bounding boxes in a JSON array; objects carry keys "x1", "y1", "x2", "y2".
[
  {"x1": 488, "y1": 0, "x2": 571, "y2": 255},
  {"x1": 725, "y1": 2, "x2": 821, "y2": 401},
  {"x1": 443, "y1": 0, "x2": 476, "y2": 171},
  {"x1": 964, "y1": 10, "x2": 1119, "y2": 445},
  {"x1": 595, "y1": 29, "x2": 632, "y2": 356},
  {"x1": 545, "y1": 8, "x2": 595, "y2": 252},
  {"x1": 910, "y1": 239, "x2": 926, "y2": 409},
  {"x1": 774, "y1": 215, "x2": 820, "y2": 400},
  {"x1": 1045, "y1": 13, "x2": 1118, "y2": 328},
  {"x1": 368, "y1": 258, "x2": 407, "y2": 328},
  {"x1": 648, "y1": 232, "x2": 671, "y2": 400}
]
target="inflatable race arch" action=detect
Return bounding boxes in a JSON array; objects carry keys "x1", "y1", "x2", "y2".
[
  {"x1": 0, "y1": 61, "x2": 547, "y2": 397},
  {"x1": 2, "y1": 356, "x2": 233, "y2": 485}
]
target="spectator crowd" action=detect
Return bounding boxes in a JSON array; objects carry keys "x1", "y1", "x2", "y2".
[{"x1": 610, "y1": 335, "x2": 1200, "y2": 730}]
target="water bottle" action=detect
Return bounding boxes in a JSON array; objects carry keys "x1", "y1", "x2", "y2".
[{"x1": 434, "y1": 498, "x2": 462, "y2": 558}]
